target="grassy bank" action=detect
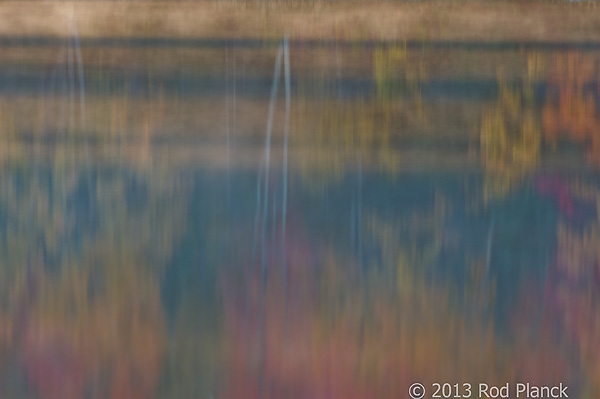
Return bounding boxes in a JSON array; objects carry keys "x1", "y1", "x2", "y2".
[{"x1": 0, "y1": 1, "x2": 598, "y2": 42}]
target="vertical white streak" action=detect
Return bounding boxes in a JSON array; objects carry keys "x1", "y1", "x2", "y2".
[{"x1": 282, "y1": 36, "x2": 291, "y2": 341}]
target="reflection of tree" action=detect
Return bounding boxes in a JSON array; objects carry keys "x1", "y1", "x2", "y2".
[
  {"x1": 543, "y1": 52, "x2": 600, "y2": 166},
  {"x1": 480, "y1": 80, "x2": 540, "y2": 200}
]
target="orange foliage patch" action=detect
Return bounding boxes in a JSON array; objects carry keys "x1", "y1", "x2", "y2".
[{"x1": 542, "y1": 52, "x2": 600, "y2": 166}]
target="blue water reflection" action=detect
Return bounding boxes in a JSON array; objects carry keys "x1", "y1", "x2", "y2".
[{"x1": 0, "y1": 41, "x2": 598, "y2": 398}]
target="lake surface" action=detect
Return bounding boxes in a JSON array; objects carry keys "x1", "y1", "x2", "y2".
[{"x1": 0, "y1": 39, "x2": 599, "y2": 398}]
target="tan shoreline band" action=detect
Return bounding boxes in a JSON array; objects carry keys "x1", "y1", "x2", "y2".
[{"x1": 0, "y1": 1, "x2": 598, "y2": 42}]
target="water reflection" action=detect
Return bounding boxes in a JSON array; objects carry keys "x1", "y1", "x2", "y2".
[{"x1": 0, "y1": 41, "x2": 599, "y2": 398}]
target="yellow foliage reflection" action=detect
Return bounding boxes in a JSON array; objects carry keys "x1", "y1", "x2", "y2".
[{"x1": 480, "y1": 80, "x2": 540, "y2": 200}]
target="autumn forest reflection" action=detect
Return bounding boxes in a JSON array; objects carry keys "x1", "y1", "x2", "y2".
[{"x1": 0, "y1": 42, "x2": 599, "y2": 398}]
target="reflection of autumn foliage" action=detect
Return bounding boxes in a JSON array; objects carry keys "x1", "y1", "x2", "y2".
[
  {"x1": 541, "y1": 181, "x2": 600, "y2": 396},
  {"x1": 292, "y1": 96, "x2": 398, "y2": 183},
  {"x1": 0, "y1": 164, "x2": 189, "y2": 398},
  {"x1": 373, "y1": 44, "x2": 426, "y2": 106},
  {"x1": 480, "y1": 81, "x2": 540, "y2": 200},
  {"x1": 508, "y1": 283, "x2": 574, "y2": 388},
  {"x1": 550, "y1": 226, "x2": 600, "y2": 396},
  {"x1": 222, "y1": 223, "x2": 322, "y2": 399},
  {"x1": 8, "y1": 250, "x2": 167, "y2": 399},
  {"x1": 537, "y1": 176, "x2": 576, "y2": 218},
  {"x1": 290, "y1": 45, "x2": 429, "y2": 182},
  {"x1": 221, "y1": 202, "x2": 573, "y2": 398},
  {"x1": 542, "y1": 52, "x2": 600, "y2": 166},
  {"x1": 223, "y1": 247, "x2": 418, "y2": 398}
]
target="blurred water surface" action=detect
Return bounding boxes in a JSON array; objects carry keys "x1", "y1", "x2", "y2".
[{"x1": 0, "y1": 40, "x2": 599, "y2": 398}]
